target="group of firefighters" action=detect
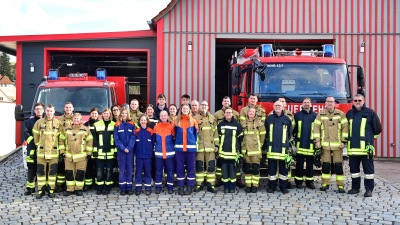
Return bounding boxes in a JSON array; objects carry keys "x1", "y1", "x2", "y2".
[{"x1": 23, "y1": 93, "x2": 381, "y2": 199}]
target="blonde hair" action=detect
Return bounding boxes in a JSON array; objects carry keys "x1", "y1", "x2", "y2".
[
  {"x1": 119, "y1": 107, "x2": 131, "y2": 121},
  {"x1": 73, "y1": 113, "x2": 82, "y2": 119},
  {"x1": 174, "y1": 104, "x2": 195, "y2": 126}
]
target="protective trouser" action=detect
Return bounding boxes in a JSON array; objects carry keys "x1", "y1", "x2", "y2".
[
  {"x1": 65, "y1": 160, "x2": 87, "y2": 192},
  {"x1": 113, "y1": 158, "x2": 119, "y2": 187},
  {"x1": 221, "y1": 159, "x2": 236, "y2": 189},
  {"x1": 135, "y1": 158, "x2": 152, "y2": 191},
  {"x1": 26, "y1": 160, "x2": 37, "y2": 190},
  {"x1": 349, "y1": 156, "x2": 374, "y2": 190},
  {"x1": 243, "y1": 154, "x2": 261, "y2": 187},
  {"x1": 36, "y1": 158, "x2": 58, "y2": 190},
  {"x1": 56, "y1": 160, "x2": 65, "y2": 187},
  {"x1": 176, "y1": 152, "x2": 196, "y2": 187},
  {"x1": 216, "y1": 157, "x2": 222, "y2": 179},
  {"x1": 321, "y1": 149, "x2": 345, "y2": 187},
  {"x1": 268, "y1": 159, "x2": 288, "y2": 190},
  {"x1": 96, "y1": 159, "x2": 114, "y2": 191},
  {"x1": 195, "y1": 152, "x2": 216, "y2": 186},
  {"x1": 84, "y1": 157, "x2": 96, "y2": 187},
  {"x1": 295, "y1": 154, "x2": 314, "y2": 185},
  {"x1": 155, "y1": 158, "x2": 175, "y2": 190},
  {"x1": 118, "y1": 151, "x2": 134, "y2": 192}
]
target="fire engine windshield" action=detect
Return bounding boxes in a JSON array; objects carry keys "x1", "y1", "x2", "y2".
[
  {"x1": 35, "y1": 87, "x2": 110, "y2": 115},
  {"x1": 253, "y1": 63, "x2": 350, "y2": 101}
]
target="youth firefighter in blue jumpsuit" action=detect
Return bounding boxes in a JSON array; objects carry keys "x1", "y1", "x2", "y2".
[
  {"x1": 293, "y1": 98, "x2": 318, "y2": 189},
  {"x1": 33, "y1": 104, "x2": 62, "y2": 199},
  {"x1": 346, "y1": 94, "x2": 382, "y2": 197},
  {"x1": 93, "y1": 108, "x2": 116, "y2": 195},
  {"x1": 265, "y1": 101, "x2": 293, "y2": 194},
  {"x1": 24, "y1": 102, "x2": 44, "y2": 195},
  {"x1": 114, "y1": 107, "x2": 136, "y2": 195},
  {"x1": 214, "y1": 107, "x2": 243, "y2": 193},
  {"x1": 134, "y1": 114, "x2": 155, "y2": 195}
]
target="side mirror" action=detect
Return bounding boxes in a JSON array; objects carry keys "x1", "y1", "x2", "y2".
[
  {"x1": 357, "y1": 67, "x2": 365, "y2": 87},
  {"x1": 357, "y1": 88, "x2": 365, "y2": 97},
  {"x1": 15, "y1": 105, "x2": 25, "y2": 121},
  {"x1": 234, "y1": 87, "x2": 241, "y2": 95},
  {"x1": 237, "y1": 99, "x2": 243, "y2": 106},
  {"x1": 259, "y1": 71, "x2": 266, "y2": 82}
]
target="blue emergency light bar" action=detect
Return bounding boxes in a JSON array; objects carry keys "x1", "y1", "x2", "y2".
[
  {"x1": 96, "y1": 68, "x2": 107, "y2": 80},
  {"x1": 260, "y1": 44, "x2": 273, "y2": 57},
  {"x1": 322, "y1": 44, "x2": 335, "y2": 57},
  {"x1": 48, "y1": 70, "x2": 59, "y2": 80}
]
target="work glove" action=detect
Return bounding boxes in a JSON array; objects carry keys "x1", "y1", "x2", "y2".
[
  {"x1": 29, "y1": 150, "x2": 36, "y2": 160},
  {"x1": 92, "y1": 152, "x2": 98, "y2": 158},
  {"x1": 284, "y1": 154, "x2": 293, "y2": 169},
  {"x1": 313, "y1": 154, "x2": 322, "y2": 168},
  {"x1": 314, "y1": 146, "x2": 322, "y2": 156},
  {"x1": 366, "y1": 142, "x2": 375, "y2": 159},
  {"x1": 86, "y1": 155, "x2": 91, "y2": 160}
]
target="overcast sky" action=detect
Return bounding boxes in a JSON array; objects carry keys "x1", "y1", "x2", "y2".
[{"x1": 0, "y1": 0, "x2": 168, "y2": 61}]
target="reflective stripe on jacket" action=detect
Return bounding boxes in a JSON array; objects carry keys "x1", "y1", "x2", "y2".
[{"x1": 265, "y1": 112, "x2": 292, "y2": 160}]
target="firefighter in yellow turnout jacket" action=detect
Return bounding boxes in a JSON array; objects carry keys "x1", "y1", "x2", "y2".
[
  {"x1": 59, "y1": 113, "x2": 93, "y2": 196},
  {"x1": 194, "y1": 101, "x2": 218, "y2": 193},
  {"x1": 32, "y1": 104, "x2": 62, "y2": 199},
  {"x1": 214, "y1": 96, "x2": 240, "y2": 187},
  {"x1": 313, "y1": 96, "x2": 348, "y2": 193},
  {"x1": 56, "y1": 102, "x2": 74, "y2": 192},
  {"x1": 240, "y1": 107, "x2": 266, "y2": 193}
]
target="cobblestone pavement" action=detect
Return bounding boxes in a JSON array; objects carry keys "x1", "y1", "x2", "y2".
[{"x1": 1, "y1": 150, "x2": 399, "y2": 225}]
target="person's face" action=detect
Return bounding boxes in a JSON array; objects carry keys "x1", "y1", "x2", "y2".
[
  {"x1": 102, "y1": 111, "x2": 111, "y2": 120},
  {"x1": 200, "y1": 101, "x2": 208, "y2": 113},
  {"x1": 121, "y1": 110, "x2": 128, "y2": 120},
  {"x1": 278, "y1": 98, "x2": 287, "y2": 108},
  {"x1": 112, "y1": 107, "x2": 120, "y2": 116},
  {"x1": 352, "y1": 96, "x2": 364, "y2": 110},
  {"x1": 34, "y1": 105, "x2": 44, "y2": 118},
  {"x1": 130, "y1": 100, "x2": 139, "y2": 110},
  {"x1": 73, "y1": 116, "x2": 81, "y2": 125},
  {"x1": 222, "y1": 98, "x2": 231, "y2": 108},
  {"x1": 274, "y1": 102, "x2": 283, "y2": 113},
  {"x1": 302, "y1": 99, "x2": 311, "y2": 110},
  {"x1": 64, "y1": 104, "x2": 73, "y2": 115},
  {"x1": 160, "y1": 111, "x2": 169, "y2": 122},
  {"x1": 90, "y1": 111, "x2": 98, "y2": 120},
  {"x1": 182, "y1": 98, "x2": 190, "y2": 105},
  {"x1": 146, "y1": 107, "x2": 154, "y2": 116},
  {"x1": 191, "y1": 101, "x2": 199, "y2": 112},
  {"x1": 249, "y1": 96, "x2": 258, "y2": 105},
  {"x1": 46, "y1": 107, "x2": 55, "y2": 119},
  {"x1": 169, "y1": 106, "x2": 177, "y2": 116},
  {"x1": 224, "y1": 109, "x2": 233, "y2": 119},
  {"x1": 182, "y1": 105, "x2": 190, "y2": 115},
  {"x1": 325, "y1": 97, "x2": 335, "y2": 111},
  {"x1": 248, "y1": 108, "x2": 256, "y2": 118},
  {"x1": 140, "y1": 117, "x2": 148, "y2": 127},
  {"x1": 158, "y1": 97, "x2": 166, "y2": 106}
]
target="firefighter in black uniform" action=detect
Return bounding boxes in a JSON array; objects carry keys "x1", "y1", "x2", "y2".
[
  {"x1": 265, "y1": 101, "x2": 293, "y2": 194},
  {"x1": 346, "y1": 94, "x2": 382, "y2": 197},
  {"x1": 214, "y1": 107, "x2": 243, "y2": 193},
  {"x1": 293, "y1": 98, "x2": 318, "y2": 189},
  {"x1": 83, "y1": 107, "x2": 99, "y2": 191},
  {"x1": 23, "y1": 102, "x2": 44, "y2": 195}
]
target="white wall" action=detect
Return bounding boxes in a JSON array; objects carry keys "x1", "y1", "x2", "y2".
[{"x1": 0, "y1": 102, "x2": 16, "y2": 156}]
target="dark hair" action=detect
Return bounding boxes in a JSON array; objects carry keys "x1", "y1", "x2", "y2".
[
  {"x1": 34, "y1": 102, "x2": 44, "y2": 109},
  {"x1": 249, "y1": 94, "x2": 257, "y2": 98},
  {"x1": 47, "y1": 104, "x2": 54, "y2": 109},
  {"x1": 169, "y1": 104, "x2": 177, "y2": 109},
  {"x1": 64, "y1": 102, "x2": 73, "y2": 106},
  {"x1": 158, "y1": 94, "x2": 166, "y2": 99},
  {"x1": 222, "y1": 96, "x2": 231, "y2": 100},
  {"x1": 181, "y1": 94, "x2": 190, "y2": 99},
  {"x1": 302, "y1": 97, "x2": 311, "y2": 102},
  {"x1": 90, "y1": 107, "x2": 99, "y2": 113},
  {"x1": 147, "y1": 104, "x2": 154, "y2": 109}
]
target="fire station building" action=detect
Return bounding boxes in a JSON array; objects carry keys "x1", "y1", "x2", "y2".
[{"x1": 0, "y1": 0, "x2": 398, "y2": 157}]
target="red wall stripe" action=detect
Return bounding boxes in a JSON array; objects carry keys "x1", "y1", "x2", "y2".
[
  {"x1": 156, "y1": 18, "x2": 165, "y2": 101},
  {"x1": 244, "y1": 0, "x2": 246, "y2": 33},
  {"x1": 15, "y1": 42, "x2": 22, "y2": 146},
  {"x1": 393, "y1": 0, "x2": 397, "y2": 157},
  {"x1": 385, "y1": 0, "x2": 390, "y2": 157}
]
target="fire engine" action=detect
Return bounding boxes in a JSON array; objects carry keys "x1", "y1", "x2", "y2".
[
  {"x1": 229, "y1": 44, "x2": 365, "y2": 173},
  {"x1": 14, "y1": 69, "x2": 128, "y2": 168},
  {"x1": 229, "y1": 44, "x2": 365, "y2": 114}
]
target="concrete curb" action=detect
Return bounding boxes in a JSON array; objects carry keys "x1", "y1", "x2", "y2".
[{"x1": 0, "y1": 146, "x2": 21, "y2": 163}]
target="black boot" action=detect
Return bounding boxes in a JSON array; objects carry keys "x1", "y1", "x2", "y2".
[
  {"x1": 36, "y1": 190, "x2": 45, "y2": 199},
  {"x1": 245, "y1": 186, "x2": 252, "y2": 193},
  {"x1": 184, "y1": 186, "x2": 193, "y2": 195},
  {"x1": 178, "y1": 187, "x2": 184, "y2": 195},
  {"x1": 251, "y1": 187, "x2": 258, "y2": 193},
  {"x1": 48, "y1": 189, "x2": 55, "y2": 198},
  {"x1": 24, "y1": 188, "x2": 33, "y2": 196}
]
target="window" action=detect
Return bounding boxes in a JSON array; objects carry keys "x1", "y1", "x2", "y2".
[{"x1": 0, "y1": 97, "x2": 3, "y2": 100}]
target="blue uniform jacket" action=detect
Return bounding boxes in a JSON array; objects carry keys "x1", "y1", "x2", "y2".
[
  {"x1": 114, "y1": 120, "x2": 136, "y2": 153},
  {"x1": 134, "y1": 127, "x2": 155, "y2": 159}
]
